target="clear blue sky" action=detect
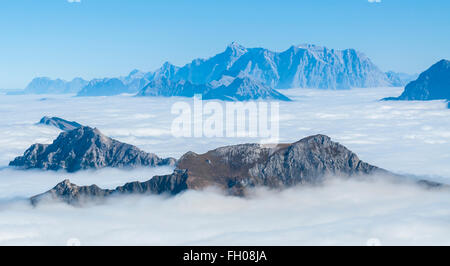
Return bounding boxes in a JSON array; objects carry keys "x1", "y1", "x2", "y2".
[{"x1": 1, "y1": 0, "x2": 449, "y2": 89}]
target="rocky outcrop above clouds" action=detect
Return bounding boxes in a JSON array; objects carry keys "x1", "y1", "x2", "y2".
[
  {"x1": 15, "y1": 77, "x2": 88, "y2": 94},
  {"x1": 383, "y1": 59, "x2": 450, "y2": 102},
  {"x1": 37, "y1": 116, "x2": 82, "y2": 132},
  {"x1": 137, "y1": 75, "x2": 292, "y2": 101},
  {"x1": 9, "y1": 126, "x2": 175, "y2": 172},
  {"x1": 31, "y1": 134, "x2": 401, "y2": 205},
  {"x1": 21, "y1": 43, "x2": 403, "y2": 98}
]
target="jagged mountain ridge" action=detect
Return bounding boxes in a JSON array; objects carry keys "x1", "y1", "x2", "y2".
[
  {"x1": 144, "y1": 43, "x2": 393, "y2": 91},
  {"x1": 9, "y1": 126, "x2": 175, "y2": 172},
  {"x1": 31, "y1": 134, "x2": 399, "y2": 205},
  {"x1": 383, "y1": 59, "x2": 450, "y2": 104},
  {"x1": 202, "y1": 76, "x2": 292, "y2": 101},
  {"x1": 15, "y1": 77, "x2": 88, "y2": 94},
  {"x1": 23, "y1": 43, "x2": 403, "y2": 97}
]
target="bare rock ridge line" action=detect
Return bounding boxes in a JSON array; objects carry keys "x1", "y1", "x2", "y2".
[
  {"x1": 383, "y1": 59, "x2": 450, "y2": 107},
  {"x1": 31, "y1": 134, "x2": 436, "y2": 206},
  {"x1": 30, "y1": 169, "x2": 189, "y2": 206},
  {"x1": 9, "y1": 126, "x2": 176, "y2": 172},
  {"x1": 19, "y1": 43, "x2": 406, "y2": 98},
  {"x1": 38, "y1": 116, "x2": 83, "y2": 132}
]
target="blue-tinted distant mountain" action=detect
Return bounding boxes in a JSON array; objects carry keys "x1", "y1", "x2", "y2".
[
  {"x1": 14, "y1": 77, "x2": 88, "y2": 94},
  {"x1": 119, "y1": 69, "x2": 153, "y2": 92},
  {"x1": 385, "y1": 71, "x2": 418, "y2": 87},
  {"x1": 19, "y1": 43, "x2": 397, "y2": 97},
  {"x1": 77, "y1": 78, "x2": 128, "y2": 96},
  {"x1": 77, "y1": 70, "x2": 153, "y2": 96},
  {"x1": 161, "y1": 43, "x2": 392, "y2": 90},
  {"x1": 383, "y1": 60, "x2": 450, "y2": 103},
  {"x1": 37, "y1": 116, "x2": 82, "y2": 132},
  {"x1": 203, "y1": 77, "x2": 291, "y2": 101},
  {"x1": 135, "y1": 43, "x2": 390, "y2": 100},
  {"x1": 10, "y1": 126, "x2": 176, "y2": 172},
  {"x1": 137, "y1": 76, "x2": 208, "y2": 97},
  {"x1": 137, "y1": 75, "x2": 291, "y2": 101}
]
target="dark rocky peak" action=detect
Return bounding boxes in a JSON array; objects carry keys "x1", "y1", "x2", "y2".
[
  {"x1": 31, "y1": 134, "x2": 448, "y2": 206},
  {"x1": 38, "y1": 116, "x2": 82, "y2": 132}
]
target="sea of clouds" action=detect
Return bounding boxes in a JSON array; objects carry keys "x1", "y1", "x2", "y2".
[{"x1": 0, "y1": 87, "x2": 449, "y2": 245}]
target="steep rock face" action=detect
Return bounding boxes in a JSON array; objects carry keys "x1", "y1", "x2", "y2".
[
  {"x1": 77, "y1": 78, "x2": 129, "y2": 96},
  {"x1": 137, "y1": 76, "x2": 208, "y2": 97},
  {"x1": 9, "y1": 126, "x2": 175, "y2": 172},
  {"x1": 137, "y1": 75, "x2": 291, "y2": 101},
  {"x1": 203, "y1": 77, "x2": 291, "y2": 101},
  {"x1": 21, "y1": 77, "x2": 88, "y2": 94},
  {"x1": 77, "y1": 70, "x2": 153, "y2": 96},
  {"x1": 383, "y1": 60, "x2": 450, "y2": 101},
  {"x1": 37, "y1": 116, "x2": 82, "y2": 132},
  {"x1": 31, "y1": 170, "x2": 189, "y2": 205},
  {"x1": 224, "y1": 44, "x2": 391, "y2": 90},
  {"x1": 135, "y1": 43, "x2": 392, "y2": 99},
  {"x1": 31, "y1": 134, "x2": 395, "y2": 205}
]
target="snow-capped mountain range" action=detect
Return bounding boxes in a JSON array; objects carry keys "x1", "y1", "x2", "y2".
[{"x1": 19, "y1": 43, "x2": 409, "y2": 100}]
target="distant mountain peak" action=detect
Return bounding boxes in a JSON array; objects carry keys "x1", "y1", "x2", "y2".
[
  {"x1": 9, "y1": 126, "x2": 176, "y2": 172},
  {"x1": 383, "y1": 59, "x2": 450, "y2": 102},
  {"x1": 296, "y1": 43, "x2": 324, "y2": 50},
  {"x1": 23, "y1": 43, "x2": 399, "y2": 97},
  {"x1": 31, "y1": 134, "x2": 398, "y2": 205},
  {"x1": 225, "y1": 42, "x2": 248, "y2": 57},
  {"x1": 227, "y1": 41, "x2": 245, "y2": 50}
]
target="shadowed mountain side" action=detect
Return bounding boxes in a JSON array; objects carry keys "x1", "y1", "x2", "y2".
[
  {"x1": 37, "y1": 116, "x2": 83, "y2": 132},
  {"x1": 30, "y1": 134, "x2": 446, "y2": 206},
  {"x1": 9, "y1": 126, "x2": 175, "y2": 172},
  {"x1": 383, "y1": 59, "x2": 450, "y2": 102},
  {"x1": 137, "y1": 76, "x2": 292, "y2": 101}
]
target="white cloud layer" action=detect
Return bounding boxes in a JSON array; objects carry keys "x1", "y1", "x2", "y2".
[
  {"x1": 1, "y1": 178, "x2": 450, "y2": 245},
  {"x1": 0, "y1": 86, "x2": 449, "y2": 245}
]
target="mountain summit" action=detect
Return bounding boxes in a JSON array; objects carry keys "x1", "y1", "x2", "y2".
[
  {"x1": 22, "y1": 43, "x2": 400, "y2": 98},
  {"x1": 37, "y1": 116, "x2": 82, "y2": 132},
  {"x1": 383, "y1": 59, "x2": 450, "y2": 104},
  {"x1": 9, "y1": 126, "x2": 175, "y2": 172},
  {"x1": 143, "y1": 43, "x2": 392, "y2": 91},
  {"x1": 31, "y1": 134, "x2": 398, "y2": 205}
]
